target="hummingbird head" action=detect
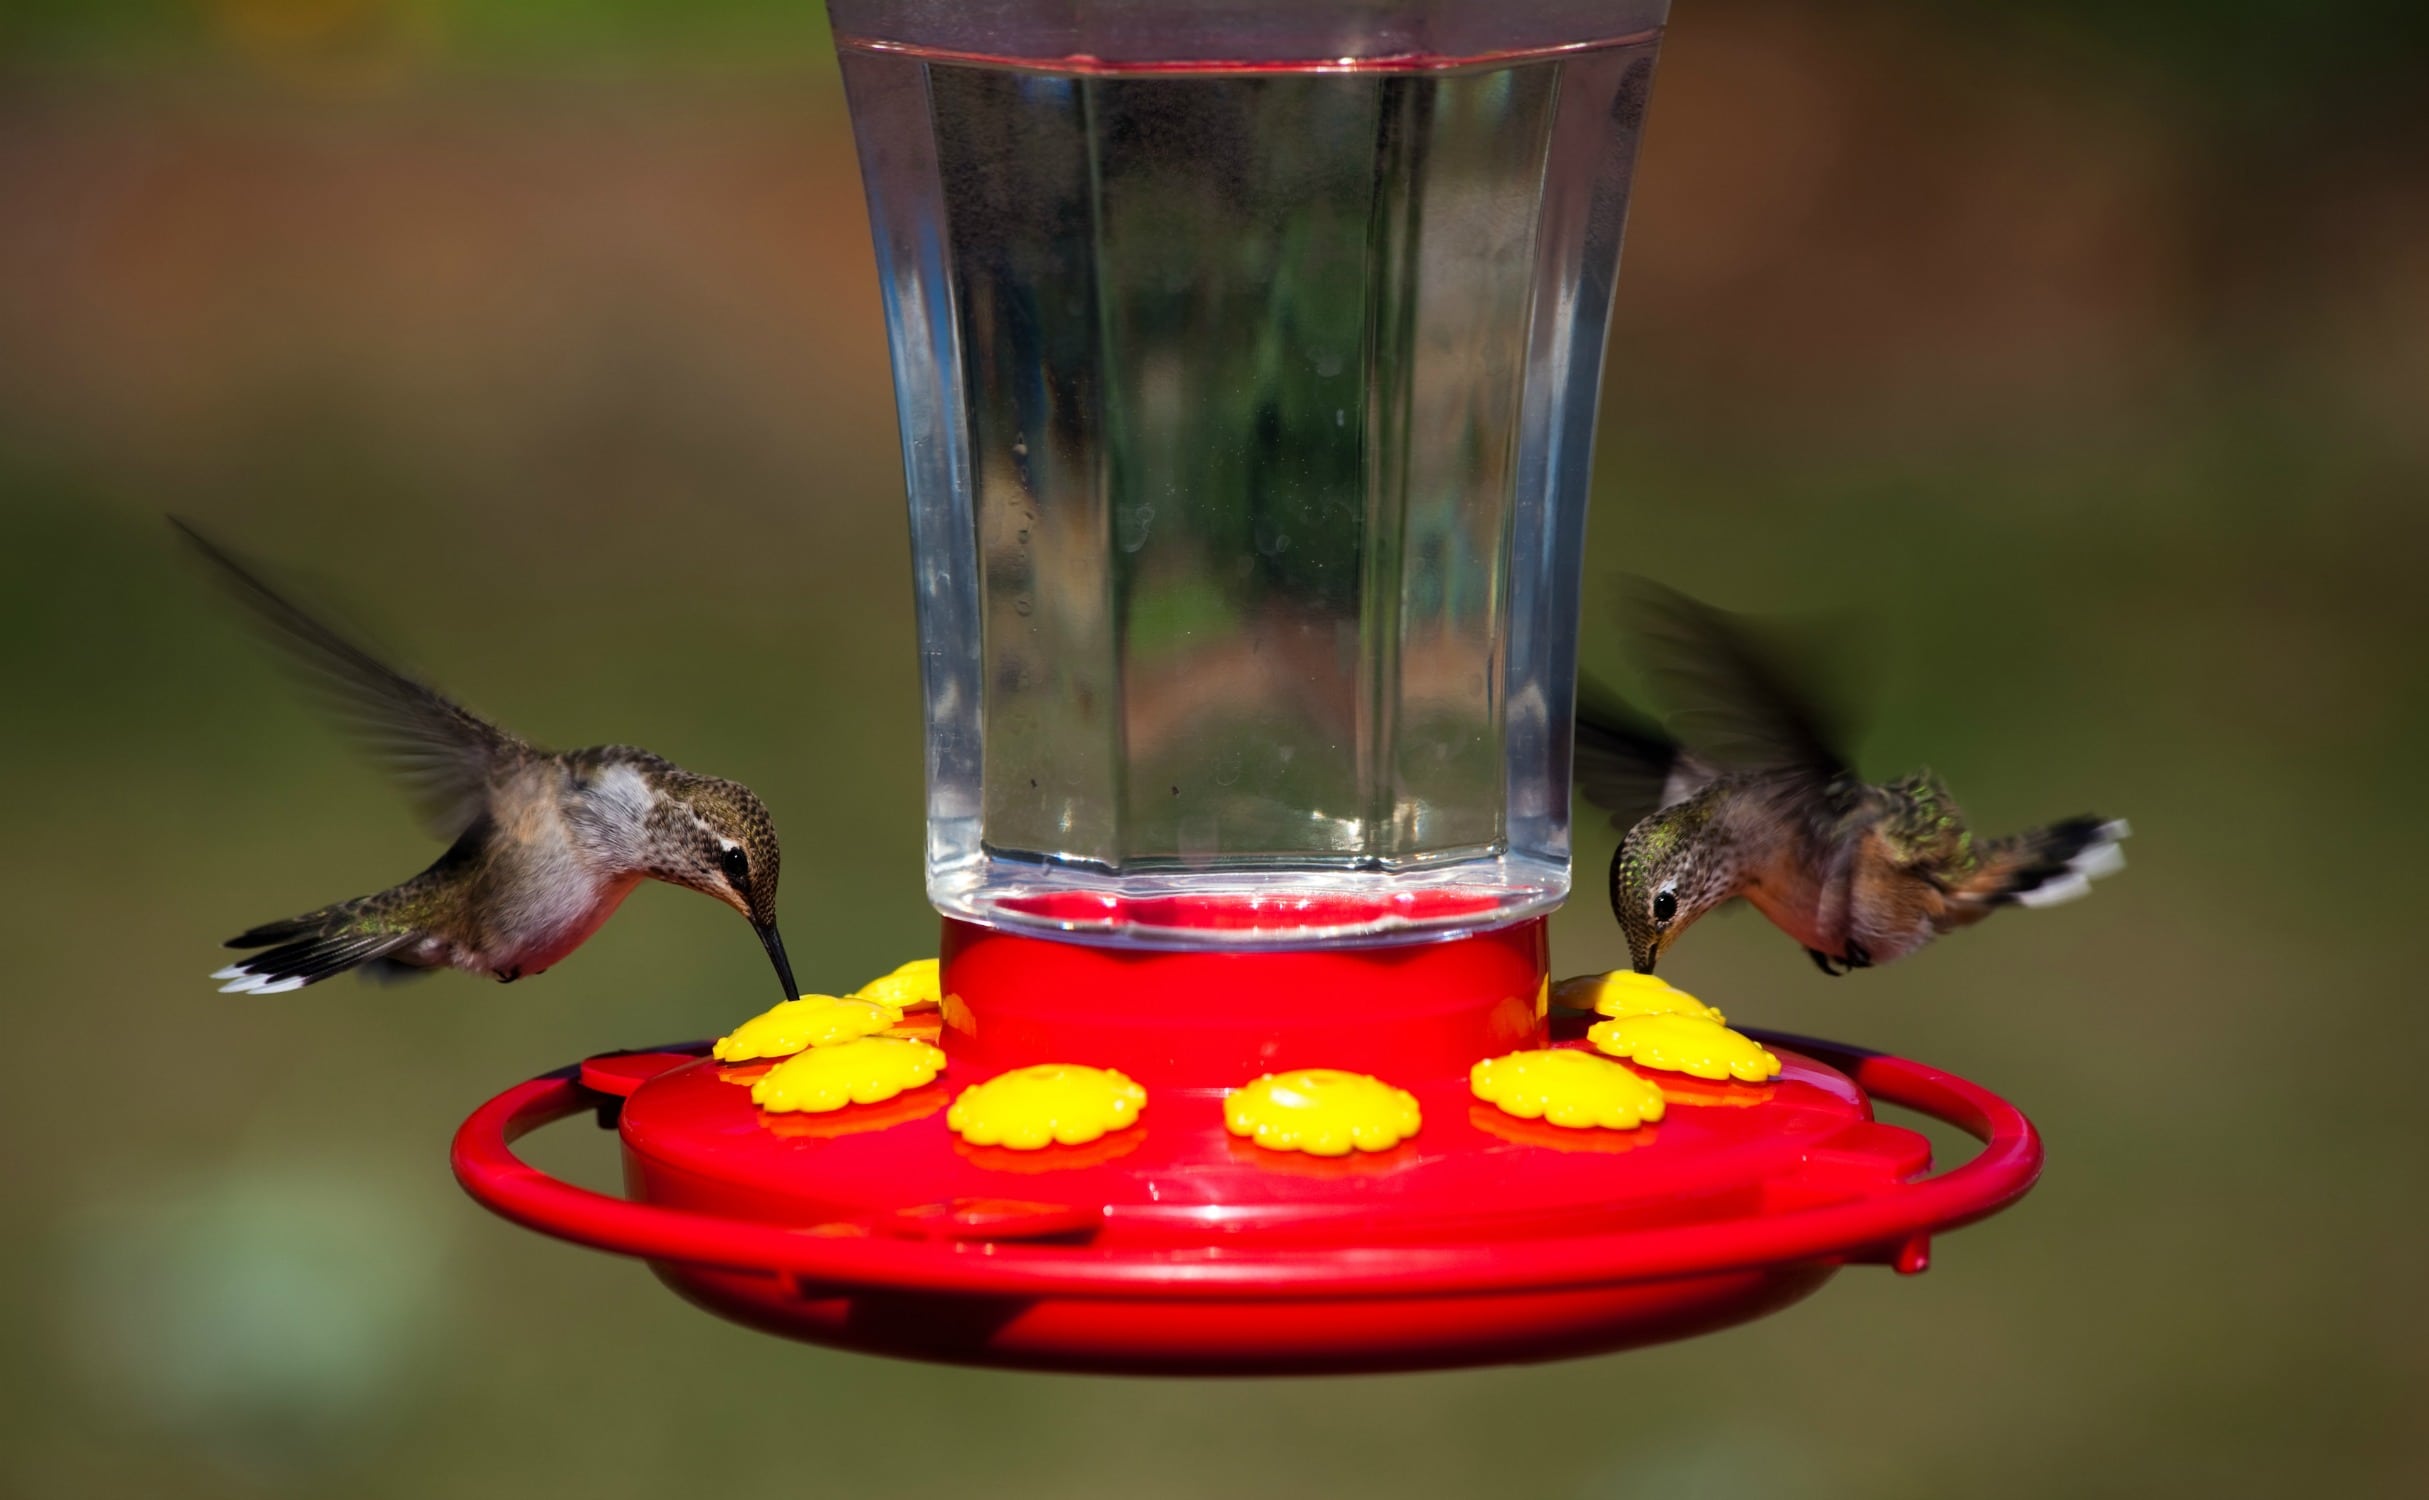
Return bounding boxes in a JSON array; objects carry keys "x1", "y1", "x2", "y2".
[
  {"x1": 1611, "y1": 799, "x2": 1734, "y2": 975},
  {"x1": 654, "y1": 775, "x2": 797, "y2": 999}
]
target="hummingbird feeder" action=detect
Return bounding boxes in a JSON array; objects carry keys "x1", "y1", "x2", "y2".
[{"x1": 453, "y1": 0, "x2": 2042, "y2": 1374}]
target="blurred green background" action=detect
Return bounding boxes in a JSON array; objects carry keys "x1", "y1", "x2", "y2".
[{"x1": 4, "y1": 1, "x2": 2425, "y2": 1495}]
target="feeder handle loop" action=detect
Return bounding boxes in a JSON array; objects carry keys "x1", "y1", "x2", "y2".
[{"x1": 452, "y1": 1033, "x2": 2041, "y2": 1302}]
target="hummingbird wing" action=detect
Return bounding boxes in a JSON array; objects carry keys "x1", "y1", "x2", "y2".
[
  {"x1": 173, "y1": 518, "x2": 532, "y2": 838},
  {"x1": 1573, "y1": 672, "x2": 1714, "y2": 830},
  {"x1": 1623, "y1": 579, "x2": 1856, "y2": 785}
]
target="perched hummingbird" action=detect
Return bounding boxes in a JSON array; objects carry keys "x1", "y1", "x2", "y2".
[
  {"x1": 175, "y1": 520, "x2": 800, "y2": 999},
  {"x1": 1575, "y1": 583, "x2": 2126, "y2": 977}
]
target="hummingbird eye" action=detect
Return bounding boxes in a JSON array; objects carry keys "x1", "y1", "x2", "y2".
[
  {"x1": 720, "y1": 845, "x2": 750, "y2": 883},
  {"x1": 1652, "y1": 889, "x2": 1678, "y2": 924}
]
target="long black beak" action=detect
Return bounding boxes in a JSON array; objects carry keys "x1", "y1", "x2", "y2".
[
  {"x1": 1630, "y1": 948, "x2": 1657, "y2": 976},
  {"x1": 754, "y1": 920, "x2": 799, "y2": 1000}
]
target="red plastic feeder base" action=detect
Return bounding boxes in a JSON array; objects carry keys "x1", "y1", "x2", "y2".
[{"x1": 453, "y1": 917, "x2": 2042, "y2": 1375}]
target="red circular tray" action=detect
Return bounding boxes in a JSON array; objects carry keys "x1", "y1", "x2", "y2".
[{"x1": 453, "y1": 1021, "x2": 2040, "y2": 1373}]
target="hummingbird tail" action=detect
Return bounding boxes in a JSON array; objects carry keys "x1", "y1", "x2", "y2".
[
  {"x1": 214, "y1": 903, "x2": 417, "y2": 994},
  {"x1": 1959, "y1": 817, "x2": 2131, "y2": 911}
]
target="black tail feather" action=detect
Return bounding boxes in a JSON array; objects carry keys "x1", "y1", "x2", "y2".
[
  {"x1": 214, "y1": 900, "x2": 413, "y2": 993},
  {"x1": 213, "y1": 931, "x2": 410, "y2": 993},
  {"x1": 225, "y1": 910, "x2": 338, "y2": 950},
  {"x1": 1967, "y1": 817, "x2": 2131, "y2": 908}
]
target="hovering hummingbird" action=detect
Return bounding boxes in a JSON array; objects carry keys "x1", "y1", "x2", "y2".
[
  {"x1": 1575, "y1": 582, "x2": 2126, "y2": 977},
  {"x1": 175, "y1": 520, "x2": 800, "y2": 999}
]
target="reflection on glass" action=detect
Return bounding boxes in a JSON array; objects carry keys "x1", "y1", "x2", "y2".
[{"x1": 839, "y1": 17, "x2": 1662, "y2": 944}]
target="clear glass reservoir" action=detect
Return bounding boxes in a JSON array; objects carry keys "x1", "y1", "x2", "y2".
[{"x1": 830, "y1": 0, "x2": 1669, "y2": 945}]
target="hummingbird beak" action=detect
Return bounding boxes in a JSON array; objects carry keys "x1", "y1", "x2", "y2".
[{"x1": 754, "y1": 920, "x2": 799, "y2": 1000}]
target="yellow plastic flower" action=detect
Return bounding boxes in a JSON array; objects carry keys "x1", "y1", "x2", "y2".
[
  {"x1": 1471, "y1": 1048, "x2": 1667, "y2": 1131},
  {"x1": 1552, "y1": 970, "x2": 1727, "y2": 1026},
  {"x1": 1225, "y1": 1070, "x2": 1421, "y2": 1156},
  {"x1": 750, "y1": 1037, "x2": 947, "y2": 1114},
  {"x1": 853, "y1": 957, "x2": 942, "y2": 1012},
  {"x1": 947, "y1": 1064, "x2": 1147, "y2": 1149},
  {"x1": 1588, "y1": 1013, "x2": 1781, "y2": 1083},
  {"x1": 713, "y1": 995, "x2": 902, "y2": 1062}
]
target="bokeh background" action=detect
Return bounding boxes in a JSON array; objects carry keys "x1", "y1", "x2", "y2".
[{"x1": 5, "y1": 1, "x2": 2426, "y2": 1495}]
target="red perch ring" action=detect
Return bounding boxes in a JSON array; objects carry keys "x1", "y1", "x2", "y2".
[{"x1": 453, "y1": 917, "x2": 2042, "y2": 1374}]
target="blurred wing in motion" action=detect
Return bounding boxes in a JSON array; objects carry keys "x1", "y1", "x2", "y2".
[
  {"x1": 172, "y1": 517, "x2": 530, "y2": 837},
  {"x1": 1622, "y1": 577, "x2": 1855, "y2": 783},
  {"x1": 1573, "y1": 672, "x2": 1704, "y2": 831}
]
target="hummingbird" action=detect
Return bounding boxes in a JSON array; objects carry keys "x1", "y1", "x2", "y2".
[
  {"x1": 175, "y1": 520, "x2": 800, "y2": 1000},
  {"x1": 1575, "y1": 582, "x2": 2126, "y2": 977}
]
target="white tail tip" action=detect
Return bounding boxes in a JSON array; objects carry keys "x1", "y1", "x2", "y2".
[
  {"x1": 212, "y1": 966, "x2": 308, "y2": 995},
  {"x1": 2014, "y1": 819, "x2": 2130, "y2": 909}
]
